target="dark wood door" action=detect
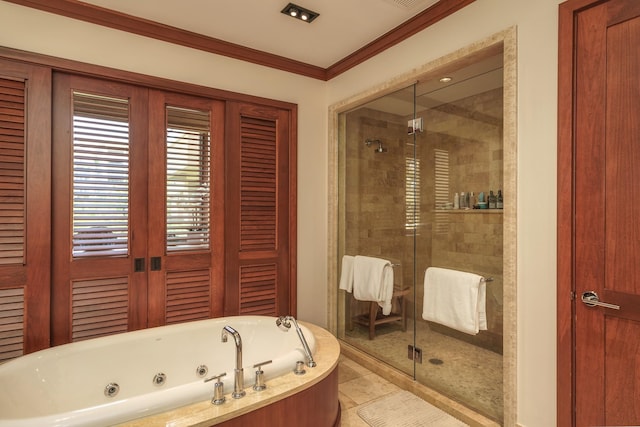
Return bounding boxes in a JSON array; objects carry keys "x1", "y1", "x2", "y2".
[
  {"x1": 52, "y1": 75, "x2": 226, "y2": 342},
  {"x1": 559, "y1": 0, "x2": 640, "y2": 425},
  {"x1": 52, "y1": 74, "x2": 150, "y2": 343},
  {"x1": 0, "y1": 60, "x2": 51, "y2": 360},
  {"x1": 146, "y1": 90, "x2": 225, "y2": 326},
  {"x1": 224, "y1": 101, "x2": 296, "y2": 317}
]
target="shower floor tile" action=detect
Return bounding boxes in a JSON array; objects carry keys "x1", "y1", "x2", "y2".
[{"x1": 342, "y1": 319, "x2": 503, "y2": 423}]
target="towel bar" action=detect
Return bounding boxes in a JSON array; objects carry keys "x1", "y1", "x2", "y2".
[{"x1": 481, "y1": 277, "x2": 494, "y2": 283}]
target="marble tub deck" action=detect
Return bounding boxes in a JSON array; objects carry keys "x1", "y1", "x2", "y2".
[{"x1": 116, "y1": 322, "x2": 340, "y2": 427}]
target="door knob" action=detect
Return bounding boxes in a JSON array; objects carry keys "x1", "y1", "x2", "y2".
[{"x1": 581, "y1": 291, "x2": 620, "y2": 310}]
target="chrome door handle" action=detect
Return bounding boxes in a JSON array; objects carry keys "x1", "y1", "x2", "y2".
[{"x1": 581, "y1": 291, "x2": 620, "y2": 310}]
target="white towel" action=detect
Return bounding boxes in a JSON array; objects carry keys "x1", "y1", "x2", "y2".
[
  {"x1": 353, "y1": 256, "x2": 394, "y2": 315},
  {"x1": 422, "y1": 267, "x2": 487, "y2": 335},
  {"x1": 339, "y1": 255, "x2": 354, "y2": 292}
]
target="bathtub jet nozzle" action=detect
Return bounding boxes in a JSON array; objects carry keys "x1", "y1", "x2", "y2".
[{"x1": 275, "y1": 316, "x2": 317, "y2": 368}]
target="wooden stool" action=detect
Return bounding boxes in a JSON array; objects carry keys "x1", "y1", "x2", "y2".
[{"x1": 352, "y1": 286, "x2": 410, "y2": 339}]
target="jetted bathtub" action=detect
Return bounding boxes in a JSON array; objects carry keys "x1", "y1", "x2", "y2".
[{"x1": 0, "y1": 315, "x2": 339, "y2": 427}]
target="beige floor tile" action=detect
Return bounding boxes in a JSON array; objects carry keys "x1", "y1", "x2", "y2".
[
  {"x1": 339, "y1": 406, "x2": 371, "y2": 427},
  {"x1": 339, "y1": 359, "x2": 369, "y2": 384},
  {"x1": 339, "y1": 372, "x2": 401, "y2": 406}
]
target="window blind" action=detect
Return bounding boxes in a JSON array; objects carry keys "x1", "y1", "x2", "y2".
[
  {"x1": 405, "y1": 156, "x2": 421, "y2": 231},
  {"x1": 72, "y1": 92, "x2": 130, "y2": 257},
  {"x1": 434, "y1": 148, "x2": 450, "y2": 234},
  {"x1": 166, "y1": 106, "x2": 210, "y2": 252}
]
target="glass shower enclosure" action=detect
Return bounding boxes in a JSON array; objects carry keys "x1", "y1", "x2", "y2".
[{"x1": 336, "y1": 51, "x2": 505, "y2": 423}]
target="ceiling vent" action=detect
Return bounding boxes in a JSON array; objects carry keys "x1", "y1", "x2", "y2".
[{"x1": 380, "y1": 0, "x2": 439, "y2": 10}]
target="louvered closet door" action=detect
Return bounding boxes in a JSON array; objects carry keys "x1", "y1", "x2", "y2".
[
  {"x1": 52, "y1": 77, "x2": 226, "y2": 342},
  {"x1": 147, "y1": 91, "x2": 224, "y2": 326},
  {"x1": 52, "y1": 74, "x2": 149, "y2": 344},
  {"x1": 225, "y1": 102, "x2": 295, "y2": 316},
  {"x1": 0, "y1": 60, "x2": 50, "y2": 360}
]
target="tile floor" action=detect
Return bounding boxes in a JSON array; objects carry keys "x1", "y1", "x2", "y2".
[
  {"x1": 338, "y1": 351, "x2": 501, "y2": 427},
  {"x1": 338, "y1": 354, "x2": 404, "y2": 426}
]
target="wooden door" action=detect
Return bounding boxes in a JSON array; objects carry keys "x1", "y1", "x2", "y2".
[
  {"x1": 558, "y1": 0, "x2": 640, "y2": 425},
  {"x1": 52, "y1": 74, "x2": 150, "y2": 343},
  {"x1": 52, "y1": 75, "x2": 228, "y2": 342},
  {"x1": 224, "y1": 101, "x2": 296, "y2": 317},
  {"x1": 146, "y1": 90, "x2": 225, "y2": 326},
  {"x1": 0, "y1": 60, "x2": 51, "y2": 360}
]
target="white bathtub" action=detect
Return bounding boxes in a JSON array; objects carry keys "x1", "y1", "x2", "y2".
[{"x1": 0, "y1": 315, "x2": 317, "y2": 427}]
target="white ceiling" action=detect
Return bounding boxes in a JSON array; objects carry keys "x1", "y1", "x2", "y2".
[
  {"x1": 79, "y1": 0, "x2": 441, "y2": 68},
  {"x1": 74, "y1": 0, "x2": 501, "y2": 117}
]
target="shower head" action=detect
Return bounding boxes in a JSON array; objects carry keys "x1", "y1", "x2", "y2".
[
  {"x1": 374, "y1": 143, "x2": 387, "y2": 153},
  {"x1": 276, "y1": 316, "x2": 291, "y2": 331},
  {"x1": 275, "y1": 315, "x2": 317, "y2": 368},
  {"x1": 364, "y1": 138, "x2": 387, "y2": 153}
]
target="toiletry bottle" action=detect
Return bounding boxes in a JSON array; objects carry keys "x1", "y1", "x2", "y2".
[
  {"x1": 460, "y1": 192, "x2": 466, "y2": 209},
  {"x1": 497, "y1": 190, "x2": 503, "y2": 209},
  {"x1": 470, "y1": 191, "x2": 476, "y2": 209},
  {"x1": 454, "y1": 192, "x2": 459, "y2": 209},
  {"x1": 488, "y1": 190, "x2": 497, "y2": 209}
]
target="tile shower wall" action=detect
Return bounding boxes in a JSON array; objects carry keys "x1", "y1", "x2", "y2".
[
  {"x1": 344, "y1": 87, "x2": 503, "y2": 353},
  {"x1": 344, "y1": 106, "x2": 419, "y2": 299},
  {"x1": 421, "y1": 87, "x2": 504, "y2": 353}
]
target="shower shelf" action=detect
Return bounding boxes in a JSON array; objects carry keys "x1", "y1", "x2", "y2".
[{"x1": 434, "y1": 209, "x2": 503, "y2": 214}]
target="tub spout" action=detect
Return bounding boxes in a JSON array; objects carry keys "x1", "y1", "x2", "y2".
[
  {"x1": 275, "y1": 316, "x2": 317, "y2": 368},
  {"x1": 221, "y1": 325, "x2": 245, "y2": 398}
]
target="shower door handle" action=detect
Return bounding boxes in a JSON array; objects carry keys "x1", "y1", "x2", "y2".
[{"x1": 580, "y1": 291, "x2": 620, "y2": 310}]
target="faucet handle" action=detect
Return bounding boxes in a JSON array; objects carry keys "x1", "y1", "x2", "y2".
[
  {"x1": 253, "y1": 360, "x2": 272, "y2": 369},
  {"x1": 205, "y1": 372, "x2": 227, "y2": 405},
  {"x1": 253, "y1": 360, "x2": 272, "y2": 391},
  {"x1": 204, "y1": 372, "x2": 226, "y2": 383}
]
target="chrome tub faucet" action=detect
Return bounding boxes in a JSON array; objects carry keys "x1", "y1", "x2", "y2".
[{"x1": 221, "y1": 325, "x2": 245, "y2": 398}]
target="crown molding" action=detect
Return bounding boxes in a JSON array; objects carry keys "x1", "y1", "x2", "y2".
[{"x1": 3, "y1": 0, "x2": 475, "y2": 81}]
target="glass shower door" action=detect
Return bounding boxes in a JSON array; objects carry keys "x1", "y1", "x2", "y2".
[
  {"x1": 337, "y1": 83, "x2": 419, "y2": 379},
  {"x1": 412, "y1": 66, "x2": 505, "y2": 422}
]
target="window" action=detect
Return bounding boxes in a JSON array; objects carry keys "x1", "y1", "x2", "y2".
[
  {"x1": 72, "y1": 92, "x2": 129, "y2": 257},
  {"x1": 405, "y1": 156, "x2": 421, "y2": 231},
  {"x1": 165, "y1": 106, "x2": 211, "y2": 252},
  {"x1": 434, "y1": 148, "x2": 450, "y2": 234}
]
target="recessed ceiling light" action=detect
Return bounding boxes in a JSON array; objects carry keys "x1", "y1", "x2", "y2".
[
  {"x1": 281, "y1": 3, "x2": 319, "y2": 23},
  {"x1": 439, "y1": 77, "x2": 453, "y2": 83}
]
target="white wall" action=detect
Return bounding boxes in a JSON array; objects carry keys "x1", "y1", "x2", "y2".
[
  {"x1": 327, "y1": 1, "x2": 561, "y2": 426},
  {"x1": 0, "y1": 0, "x2": 561, "y2": 425}
]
